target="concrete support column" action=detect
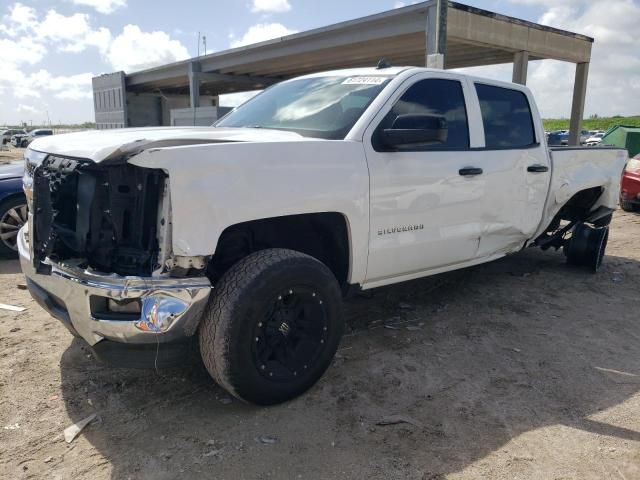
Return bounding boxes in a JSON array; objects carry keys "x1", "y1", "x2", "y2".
[
  {"x1": 569, "y1": 62, "x2": 589, "y2": 146},
  {"x1": 426, "y1": 0, "x2": 447, "y2": 69},
  {"x1": 188, "y1": 61, "x2": 201, "y2": 109},
  {"x1": 512, "y1": 51, "x2": 529, "y2": 85}
]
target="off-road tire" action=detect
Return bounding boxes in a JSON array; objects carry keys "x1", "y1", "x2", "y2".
[{"x1": 199, "y1": 248, "x2": 344, "y2": 405}]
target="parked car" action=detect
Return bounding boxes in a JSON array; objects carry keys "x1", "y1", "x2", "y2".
[
  {"x1": 11, "y1": 129, "x2": 53, "y2": 148},
  {"x1": 547, "y1": 131, "x2": 569, "y2": 146},
  {"x1": 19, "y1": 67, "x2": 628, "y2": 405},
  {"x1": 585, "y1": 132, "x2": 605, "y2": 146},
  {"x1": 620, "y1": 154, "x2": 640, "y2": 212},
  {"x1": 1, "y1": 129, "x2": 26, "y2": 145},
  {"x1": 579, "y1": 129, "x2": 591, "y2": 144},
  {"x1": 0, "y1": 160, "x2": 27, "y2": 257},
  {"x1": 10, "y1": 133, "x2": 28, "y2": 147}
]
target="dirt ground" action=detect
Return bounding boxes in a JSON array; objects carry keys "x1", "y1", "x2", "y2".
[{"x1": 1, "y1": 211, "x2": 640, "y2": 480}]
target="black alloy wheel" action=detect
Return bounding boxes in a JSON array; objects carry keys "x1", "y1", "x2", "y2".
[
  {"x1": 199, "y1": 248, "x2": 344, "y2": 405},
  {"x1": 252, "y1": 286, "x2": 330, "y2": 382}
]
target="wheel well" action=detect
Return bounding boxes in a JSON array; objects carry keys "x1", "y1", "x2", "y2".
[
  {"x1": 556, "y1": 187, "x2": 604, "y2": 223},
  {"x1": 0, "y1": 192, "x2": 26, "y2": 207},
  {"x1": 207, "y1": 213, "x2": 351, "y2": 287},
  {"x1": 535, "y1": 187, "x2": 606, "y2": 249}
]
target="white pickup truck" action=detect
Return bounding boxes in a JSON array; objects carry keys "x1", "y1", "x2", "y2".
[{"x1": 20, "y1": 66, "x2": 627, "y2": 405}]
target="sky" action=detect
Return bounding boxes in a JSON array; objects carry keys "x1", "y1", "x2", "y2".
[{"x1": 0, "y1": 0, "x2": 638, "y2": 125}]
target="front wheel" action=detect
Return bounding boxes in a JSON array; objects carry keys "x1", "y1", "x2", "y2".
[
  {"x1": 199, "y1": 248, "x2": 344, "y2": 405},
  {"x1": 0, "y1": 196, "x2": 27, "y2": 258}
]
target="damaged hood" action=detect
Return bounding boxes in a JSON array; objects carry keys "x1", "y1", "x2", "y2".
[{"x1": 28, "y1": 126, "x2": 308, "y2": 162}]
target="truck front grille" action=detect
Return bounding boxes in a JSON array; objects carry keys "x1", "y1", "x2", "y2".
[{"x1": 32, "y1": 155, "x2": 165, "y2": 276}]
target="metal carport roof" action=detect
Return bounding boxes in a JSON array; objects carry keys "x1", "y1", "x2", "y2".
[{"x1": 95, "y1": 0, "x2": 594, "y2": 144}]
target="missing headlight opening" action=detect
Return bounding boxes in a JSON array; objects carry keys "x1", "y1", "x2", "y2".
[{"x1": 32, "y1": 155, "x2": 165, "y2": 277}]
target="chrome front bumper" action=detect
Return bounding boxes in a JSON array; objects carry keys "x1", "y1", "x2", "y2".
[{"x1": 18, "y1": 226, "x2": 211, "y2": 346}]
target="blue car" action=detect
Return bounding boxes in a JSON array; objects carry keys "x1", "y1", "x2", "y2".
[{"x1": 0, "y1": 160, "x2": 26, "y2": 257}]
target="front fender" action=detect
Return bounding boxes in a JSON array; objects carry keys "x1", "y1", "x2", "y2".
[{"x1": 129, "y1": 140, "x2": 370, "y2": 284}]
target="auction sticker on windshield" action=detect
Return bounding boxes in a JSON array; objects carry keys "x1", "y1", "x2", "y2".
[{"x1": 342, "y1": 77, "x2": 387, "y2": 85}]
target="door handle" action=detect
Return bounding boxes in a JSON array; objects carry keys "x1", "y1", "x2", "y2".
[
  {"x1": 459, "y1": 167, "x2": 483, "y2": 176},
  {"x1": 527, "y1": 164, "x2": 549, "y2": 173}
]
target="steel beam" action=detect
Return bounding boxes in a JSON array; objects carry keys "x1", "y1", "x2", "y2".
[
  {"x1": 426, "y1": 0, "x2": 447, "y2": 69},
  {"x1": 569, "y1": 62, "x2": 589, "y2": 146},
  {"x1": 188, "y1": 62, "x2": 201, "y2": 108}
]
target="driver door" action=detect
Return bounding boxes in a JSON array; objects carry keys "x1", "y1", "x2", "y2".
[{"x1": 363, "y1": 73, "x2": 489, "y2": 284}]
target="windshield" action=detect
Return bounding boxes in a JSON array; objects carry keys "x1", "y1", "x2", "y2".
[{"x1": 215, "y1": 75, "x2": 391, "y2": 139}]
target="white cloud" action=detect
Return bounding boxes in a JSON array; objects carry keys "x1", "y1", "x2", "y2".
[
  {"x1": 0, "y1": 1, "x2": 192, "y2": 121},
  {"x1": 70, "y1": 0, "x2": 127, "y2": 14},
  {"x1": 17, "y1": 104, "x2": 39, "y2": 114},
  {"x1": 0, "y1": 37, "x2": 46, "y2": 66},
  {"x1": 230, "y1": 22, "x2": 297, "y2": 48},
  {"x1": 0, "y1": 3, "x2": 37, "y2": 36},
  {"x1": 251, "y1": 0, "x2": 291, "y2": 13},
  {"x1": 106, "y1": 25, "x2": 190, "y2": 72},
  {"x1": 36, "y1": 10, "x2": 112, "y2": 54}
]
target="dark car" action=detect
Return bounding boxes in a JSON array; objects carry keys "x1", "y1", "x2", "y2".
[
  {"x1": 0, "y1": 160, "x2": 27, "y2": 257},
  {"x1": 547, "y1": 131, "x2": 569, "y2": 146}
]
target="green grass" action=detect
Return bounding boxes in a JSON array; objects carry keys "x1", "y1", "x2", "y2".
[{"x1": 543, "y1": 116, "x2": 640, "y2": 132}]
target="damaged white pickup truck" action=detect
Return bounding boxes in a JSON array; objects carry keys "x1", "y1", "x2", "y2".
[{"x1": 20, "y1": 67, "x2": 627, "y2": 404}]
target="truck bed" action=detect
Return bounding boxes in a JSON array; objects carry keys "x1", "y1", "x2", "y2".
[{"x1": 534, "y1": 146, "x2": 628, "y2": 238}]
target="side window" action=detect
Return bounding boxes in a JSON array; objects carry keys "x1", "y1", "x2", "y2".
[
  {"x1": 374, "y1": 78, "x2": 469, "y2": 151},
  {"x1": 475, "y1": 83, "x2": 536, "y2": 149}
]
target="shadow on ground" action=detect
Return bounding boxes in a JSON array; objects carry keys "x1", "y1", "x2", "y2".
[{"x1": 58, "y1": 247, "x2": 640, "y2": 479}]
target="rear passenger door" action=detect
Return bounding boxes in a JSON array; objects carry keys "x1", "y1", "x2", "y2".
[{"x1": 470, "y1": 82, "x2": 550, "y2": 257}]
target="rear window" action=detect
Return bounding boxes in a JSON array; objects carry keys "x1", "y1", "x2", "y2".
[{"x1": 475, "y1": 83, "x2": 536, "y2": 149}]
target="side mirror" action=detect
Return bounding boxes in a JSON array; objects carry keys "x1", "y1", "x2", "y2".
[{"x1": 381, "y1": 114, "x2": 448, "y2": 148}]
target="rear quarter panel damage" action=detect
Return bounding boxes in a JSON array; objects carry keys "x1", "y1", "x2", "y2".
[
  {"x1": 532, "y1": 148, "x2": 628, "y2": 238},
  {"x1": 128, "y1": 140, "x2": 370, "y2": 284}
]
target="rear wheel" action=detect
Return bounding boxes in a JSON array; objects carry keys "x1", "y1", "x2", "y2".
[
  {"x1": 199, "y1": 248, "x2": 344, "y2": 405},
  {"x1": 564, "y1": 223, "x2": 609, "y2": 272},
  {"x1": 0, "y1": 196, "x2": 27, "y2": 258}
]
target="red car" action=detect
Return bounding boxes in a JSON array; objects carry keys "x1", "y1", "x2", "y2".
[{"x1": 621, "y1": 154, "x2": 640, "y2": 212}]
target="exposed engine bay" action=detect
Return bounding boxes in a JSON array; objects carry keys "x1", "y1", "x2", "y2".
[{"x1": 32, "y1": 155, "x2": 165, "y2": 276}]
